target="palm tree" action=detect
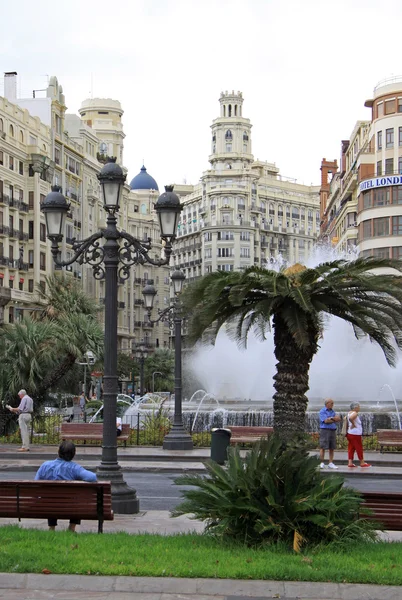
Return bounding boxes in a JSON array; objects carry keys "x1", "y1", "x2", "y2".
[
  {"x1": 0, "y1": 275, "x2": 103, "y2": 403},
  {"x1": 181, "y1": 257, "x2": 402, "y2": 440}
]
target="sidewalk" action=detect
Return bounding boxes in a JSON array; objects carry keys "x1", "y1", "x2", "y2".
[{"x1": 1, "y1": 571, "x2": 402, "y2": 599}]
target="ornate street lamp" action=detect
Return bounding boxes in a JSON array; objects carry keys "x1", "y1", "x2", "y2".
[
  {"x1": 41, "y1": 159, "x2": 182, "y2": 513},
  {"x1": 143, "y1": 269, "x2": 193, "y2": 450}
]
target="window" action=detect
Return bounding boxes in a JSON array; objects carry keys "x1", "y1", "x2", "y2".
[
  {"x1": 240, "y1": 247, "x2": 250, "y2": 257},
  {"x1": 204, "y1": 248, "x2": 212, "y2": 259},
  {"x1": 40, "y1": 252, "x2": 46, "y2": 270},
  {"x1": 9, "y1": 124, "x2": 14, "y2": 137},
  {"x1": 373, "y1": 217, "x2": 389, "y2": 237},
  {"x1": 55, "y1": 148, "x2": 60, "y2": 165},
  {"x1": 225, "y1": 130, "x2": 232, "y2": 140},
  {"x1": 28, "y1": 250, "x2": 34, "y2": 267},
  {"x1": 363, "y1": 220, "x2": 372, "y2": 239},
  {"x1": 392, "y1": 247, "x2": 402, "y2": 258},
  {"x1": 29, "y1": 192, "x2": 34, "y2": 210},
  {"x1": 9, "y1": 306, "x2": 14, "y2": 323},
  {"x1": 373, "y1": 247, "x2": 390, "y2": 258},
  {"x1": 217, "y1": 247, "x2": 233, "y2": 257},
  {"x1": 0, "y1": 180, "x2": 3, "y2": 199},
  {"x1": 217, "y1": 264, "x2": 234, "y2": 271},
  {"x1": 399, "y1": 157, "x2": 402, "y2": 175},
  {"x1": 204, "y1": 232, "x2": 212, "y2": 242},
  {"x1": 377, "y1": 131, "x2": 382, "y2": 150},
  {"x1": 399, "y1": 127, "x2": 402, "y2": 147},
  {"x1": 9, "y1": 156, "x2": 14, "y2": 171},
  {"x1": 386, "y1": 128, "x2": 394, "y2": 148},
  {"x1": 19, "y1": 279, "x2": 23, "y2": 291},
  {"x1": 28, "y1": 279, "x2": 34, "y2": 293},
  {"x1": 40, "y1": 223, "x2": 46, "y2": 242},
  {"x1": 225, "y1": 144, "x2": 232, "y2": 152},
  {"x1": 377, "y1": 161, "x2": 382, "y2": 176},
  {"x1": 393, "y1": 216, "x2": 402, "y2": 235},
  {"x1": 385, "y1": 158, "x2": 394, "y2": 174},
  {"x1": 28, "y1": 222, "x2": 33, "y2": 239},
  {"x1": 240, "y1": 231, "x2": 250, "y2": 241},
  {"x1": 385, "y1": 99, "x2": 395, "y2": 115},
  {"x1": 373, "y1": 188, "x2": 390, "y2": 206},
  {"x1": 399, "y1": 99, "x2": 402, "y2": 113},
  {"x1": 0, "y1": 118, "x2": 2, "y2": 131},
  {"x1": 377, "y1": 102, "x2": 384, "y2": 117},
  {"x1": 19, "y1": 161, "x2": 23, "y2": 175},
  {"x1": 394, "y1": 186, "x2": 402, "y2": 205},
  {"x1": 0, "y1": 151, "x2": 3, "y2": 166},
  {"x1": 40, "y1": 194, "x2": 45, "y2": 205},
  {"x1": 217, "y1": 231, "x2": 234, "y2": 240}
]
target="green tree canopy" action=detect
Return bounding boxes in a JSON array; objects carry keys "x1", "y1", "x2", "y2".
[
  {"x1": 0, "y1": 275, "x2": 103, "y2": 405},
  {"x1": 181, "y1": 258, "x2": 402, "y2": 440}
]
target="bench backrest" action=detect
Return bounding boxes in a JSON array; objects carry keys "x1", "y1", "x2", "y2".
[
  {"x1": 229, "y1": 426, "x2": 273, "y2": 436},
  {"x1": 377, "y1": 429, "x2": 402, "y2": 440},
  {"x1": 61, "y1": 423, "x2": 130, "y2": 435},
  {"x1": 0, "y1": 480, "x2": 113, "y2": 521},
  {"x1": 361, "y1": 492, "x2": 402, "y2": 530}
]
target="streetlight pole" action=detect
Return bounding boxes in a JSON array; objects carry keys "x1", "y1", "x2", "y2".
[
  {"x1": 143, "y1": 270, "x2": 193, "y2": 450},
  {"x1": 41, "y1": 160, "x2": 182, "y2": 513}
]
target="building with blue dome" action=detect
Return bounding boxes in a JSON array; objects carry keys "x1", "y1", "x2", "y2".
[{"x1": 129, "y1": 165, "x2": 159, "y2": 191}]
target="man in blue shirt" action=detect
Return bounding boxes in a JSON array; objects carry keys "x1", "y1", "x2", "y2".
[
  {"x1": 35, "y1": 440, "x2": 97, "y2": 531},
  {"x1": 319, "y1": 398, "x2": 341, "y2": 469}
]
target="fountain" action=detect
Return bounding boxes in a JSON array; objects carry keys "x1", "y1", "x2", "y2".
[
  {"x1": 180, "y1": 244, "x2": 402, "y2": 434},
  {"x1": 377, "y1": 384, "x2": 402, "y2": 430}
]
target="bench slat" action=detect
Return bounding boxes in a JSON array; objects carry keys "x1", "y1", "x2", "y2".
[
  {"x1": 61, "y1": 424, "x2": 130, "y2": 446},
  {"x1": 229, "y1": 426, "x2": 273, "y2": 445}
]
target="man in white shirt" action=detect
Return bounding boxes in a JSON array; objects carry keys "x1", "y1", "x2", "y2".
[{"x1": 7, "y1": 389, "x2": 34, "y2": 452}]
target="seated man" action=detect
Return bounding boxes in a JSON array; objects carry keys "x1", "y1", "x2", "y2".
[{"x1": 35, "y1": 440, "x2": 97, "y2": 532}]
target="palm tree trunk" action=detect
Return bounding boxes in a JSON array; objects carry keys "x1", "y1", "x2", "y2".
[
  {"x1": 272, "y1": 314, "x2": 318, "y2": 441},
  {"x1": 36, "y1": 353, "x2": 77, "y2": 399}
]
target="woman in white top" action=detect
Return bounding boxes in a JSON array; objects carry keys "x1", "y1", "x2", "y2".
[{"x1": 346, "y1": 402, "x2": 371, "y2": 468}]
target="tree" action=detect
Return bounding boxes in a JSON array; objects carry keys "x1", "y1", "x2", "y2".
[
  {"x1": 181, "y1": 258, "x2": 402, "y2": 440},
  {"x1": 0, "y1": 275, "x2": 103, "y2": 405},
  {"x1": 144, "y1": 348, "x2": 174, "y2": 392}
]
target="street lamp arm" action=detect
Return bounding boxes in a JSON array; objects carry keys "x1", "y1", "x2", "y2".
[
  {"x1": 148, "y1": 305, "x2": 174, "y2": 326},
  {"x1": 119, "y1": 231, "x2": 173, "y2": 269},
  {"x1": 50, "y1": 231, "x2": 104, "y2": 270}
]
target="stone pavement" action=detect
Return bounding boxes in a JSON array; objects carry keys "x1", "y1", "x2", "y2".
[{"x1": 1, "y1": 573, "x2": 402, "y2": 599}]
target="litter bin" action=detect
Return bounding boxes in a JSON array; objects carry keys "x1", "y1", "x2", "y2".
[{"x1": 211, "y1": 428, "x2": 231, "y2": 464}]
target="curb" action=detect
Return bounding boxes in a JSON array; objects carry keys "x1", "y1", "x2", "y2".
[{"x1": 0, "y1": 573, "x2": 401, "y2": 599}]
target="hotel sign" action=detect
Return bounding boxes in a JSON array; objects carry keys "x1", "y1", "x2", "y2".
[{"x1": 359, "y1": 175, "x2": 402, "y2": 193}]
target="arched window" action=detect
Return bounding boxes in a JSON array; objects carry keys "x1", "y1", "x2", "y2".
[
  {"x1": 212, "y1": 134, "x2": 216, "y2": 142},
  {"x1": 234, "y1": 105, "x2": 237, "y2": 116},
  {"x1": 9, "y1": 124, "x2": 14, "y2": 137},
  {"x1": 223, "y1": 105, "x2": 226, "y2": 117},
  {"x1": 141, "y1": 203, "x2": 146, "y2": 214},
  {"x1": 225, "y1": 130, "x2": 232, "y2": 140},
  {"x1": 292, "y1": 206, "x2": 299, "y2": 219},
  {"x1": 243, "y1": 131, "x2": 248, "y2": 141},
  {"x1": 300, "y1": 207, "x2": 305, "y2": 219},
  {"x1": 0, "y1": 118, "x2": 3, "y2": 131},
  {"x1": 286, "y1": 205, "x2": 290, "y2": 217},
  {"x1": 228, "y1": 104, "x2": 232, "y2": 117},
  {"x1": 43, "y1": 144, "x2": 46, "y2": 151},
  {"x1": 269, "y1": 203, "x2": 275, "y2": 216},
  {"x1": 278, "y1": 205, "x2": 283, "y2": 217},
  {"x1": 19, "y1": 130, "x2": 24, "y2": 143}
]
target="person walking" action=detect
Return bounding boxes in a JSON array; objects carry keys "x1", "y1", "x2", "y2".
[
  {"x1": 7, "y1": 389, "x2": 33, "y2": 452},
  {"x1": 346, "y1": 402, "x2": 371, "y2": 468},
  {"x1": 79, "y1": 392, "x2": 86, "y2": 418},
  {"x1": 35, "y1": 440, "x2": 97, "y2": 531},
  {"x1": 319, "y1": 398, "x2": 341, "y2": 469}
]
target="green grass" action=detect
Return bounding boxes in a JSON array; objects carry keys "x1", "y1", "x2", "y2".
[{"x1": 1, "y1": 527, "x2": 402, "y2": 584}]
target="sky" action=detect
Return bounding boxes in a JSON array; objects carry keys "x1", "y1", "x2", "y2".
[{"x1": 1, "y1": 0, "x2": 402, "y2": 190}]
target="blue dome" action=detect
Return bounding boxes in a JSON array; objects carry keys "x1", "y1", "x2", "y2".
[{"x1": 129, "y1": 165, "x2": 159, "y2": 191}]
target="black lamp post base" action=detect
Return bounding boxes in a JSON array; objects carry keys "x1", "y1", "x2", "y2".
[
  {"x1": 163, "y1": 427, "x2": 194, "y2": 450},
  {"x1": 97, "y1": 465, "x2": 140, "y2": 514}
]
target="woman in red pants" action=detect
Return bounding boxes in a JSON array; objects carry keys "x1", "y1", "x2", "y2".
[{"x1": 346, "y1": 402, "x2": 371, "y2": 468}]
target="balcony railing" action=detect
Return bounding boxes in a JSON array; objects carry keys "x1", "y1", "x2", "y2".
[{"x1": 0, "y1": 225, "x2": 10, "y2": 235}]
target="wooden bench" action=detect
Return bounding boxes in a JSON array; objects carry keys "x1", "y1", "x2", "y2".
[
  {"x1": 377, "y1": 429, "x2": 402, "y2": 452},
  {"x1": 229, "y1": 426, "x2": 273, "y2": 445},
  {"x1": 360, "y1": 491, "x2": 402, "y2": 531},
  {"x1": 0, "y1": 480, "x2": 113, "y2": 533},
  {"x1": 61, "y1": 423, "x2": 130, "y2": 446}
]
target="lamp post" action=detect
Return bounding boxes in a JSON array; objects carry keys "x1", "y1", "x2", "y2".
[
  {"x1": 143, "y1": 269, "x2": 193, "y2": 450},
  {"x1": 41, "y1": 160, "x2": 182, "y2": 513},
  {"x1": 135, "y1": 343, "x2": 148, "y2": 397}
]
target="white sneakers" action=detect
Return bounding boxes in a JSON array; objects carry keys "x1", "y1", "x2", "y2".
[
  {"x1": 320, "y1": 462, "x2": 325, "y2": 469},
  {"x1": 328, "y1": 462, "x2": 339, "y2": 469}
]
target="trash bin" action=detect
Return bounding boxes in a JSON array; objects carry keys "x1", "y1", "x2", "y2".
[{"x1": 211, "y1": 428, "x2": 231, "y2": 464}]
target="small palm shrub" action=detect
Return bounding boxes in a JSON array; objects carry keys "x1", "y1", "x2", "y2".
[{"x1": 173, "y1": 436, "x2": 378, "y2": 549}]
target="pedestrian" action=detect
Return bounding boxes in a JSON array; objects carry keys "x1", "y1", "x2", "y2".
[
  {"x1": 35, "y1": 440, "x2": 97, "y2": 531},
  {"x1": 79, "y1": 392, "x2": 86, "y2": 417},
  {"x1": 116, "y1": 416, "x2": 122, "y2": 437},
  {"x1": 319, "y1": 398, "x2": 341, "y2": 469},
  {"x1": 346, "y1": 402, "x2": 371, "y2": 468},
  {"x1": 6, "y1": 389, "x2": 33, "y2": 452}
]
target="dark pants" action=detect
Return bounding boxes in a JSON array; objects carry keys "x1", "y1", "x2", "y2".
[{"x1": 48, "y1": 518, "x2": 81, "y2": 527}]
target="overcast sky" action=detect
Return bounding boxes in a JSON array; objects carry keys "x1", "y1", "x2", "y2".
[{"x1": 1, "y1": 0, "x2": 402, "y2": 190}]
